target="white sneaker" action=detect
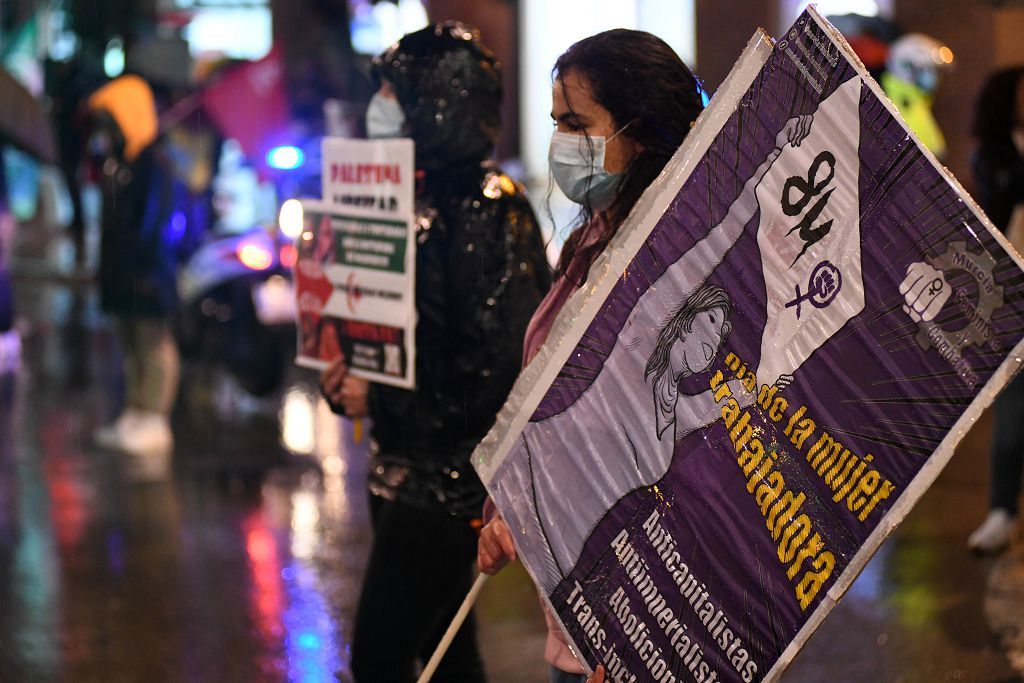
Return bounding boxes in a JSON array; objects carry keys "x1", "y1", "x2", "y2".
[
  {"x1": 94, "y1": 410, "x2": 173, "y2": 456},
  {"x1": 94, "y1": 409, "x2": 142, "y2": 449},
  {"x1": 0, "y1": 328, "x2": 21, "y2": 375},
  {"x1": 968, "y1": 509, "x2": 1018, "y2": 554},
  {"x1": 119, "y1": 412, "x2": 174, "y2": 457},
  {"x1": 121, "y1": 413, "x2": 174, "y2": 481}
]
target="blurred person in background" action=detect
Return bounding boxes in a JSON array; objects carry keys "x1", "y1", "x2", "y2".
[
  {"x1": 318, "y1": 22, "x2": 550, "y2": 682},
  {"x1": 86, "y1": 75, "x2": 184, "y2": 460},
  {"x1": 967, "y1": 66, "x2": 1024, "y2": 554},
  {"x1": 0, "y1": 146, "x2": 20, "y2": 376},
  {"x1": 476, "y1": 29, "x2": 706, "y2": 682},
  {"x1": 881, "y1": 32, "x2": 953, "y2": 160},
  {"x1": 46, "y1": 55, "x2": 100, "y2": 265}
]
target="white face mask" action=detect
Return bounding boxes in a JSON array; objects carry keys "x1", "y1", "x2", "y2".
[
  {"x1": 366, "y1": 92, "x2": 406, "y2": 139},
  {"x1": 548, "y1": 123, "x2": 631, "y2": 210}
]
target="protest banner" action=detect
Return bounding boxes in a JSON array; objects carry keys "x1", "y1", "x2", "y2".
[
  {"x1": 293, "y1": 138, "x2": 416, "y2": 389},
  {"x1": 472, "y1": 8, "x2": 1024, "y2": 682}
]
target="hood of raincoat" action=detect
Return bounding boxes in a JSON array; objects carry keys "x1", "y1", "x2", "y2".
[
  {"x1": 373, "y1": 22, "x2": 501, "y2": 172},
  {"x1": 87, "y1": 75, "x2": 158, "y2": 163}
]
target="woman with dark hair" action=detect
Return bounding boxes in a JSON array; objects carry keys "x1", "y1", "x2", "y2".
[
  {"x1": 967, "y1": 66, "x2": 1024, "y2": 553},
  {"x1": 477, "y1": 30, "x2": 804, "y2": 681},
  {"x1": 548, "y1": 29, "x2": 706, "y2": 286}
]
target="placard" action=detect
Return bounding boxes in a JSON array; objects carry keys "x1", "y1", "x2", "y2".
[
  {"x1": 294, "y1": 138, "x2": 416, "y2": 388},
  {"x1": 473, "y1": 9, "x2": 1024, "y2": 681}
]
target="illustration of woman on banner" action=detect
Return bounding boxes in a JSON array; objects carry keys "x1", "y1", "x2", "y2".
[
  {"x1": 647, "y1": 284, "x2": 734, "y2": 439},
  {"x1": 491, "y1": 114, "x2": 812, "y2": 594}
]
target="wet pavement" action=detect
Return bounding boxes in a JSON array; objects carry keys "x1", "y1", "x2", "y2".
[{"x1": 0, "y1": 227, "x2": 1022, "y2": 682}]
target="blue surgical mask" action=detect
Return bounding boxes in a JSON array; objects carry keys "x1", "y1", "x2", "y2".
[
  {"x1": 548, "y1": 123, "x2": 631, "y2": 210},
  {"x1": 366, "y1": 92, "x2": 406, "y2": 139}
]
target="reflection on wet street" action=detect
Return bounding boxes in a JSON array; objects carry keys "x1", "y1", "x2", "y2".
[
  {"x1": 0, "y1": 283, "x2": 365, "y2": 682},
  {"x1": 0, "y1": 269, "x2": 1022, "y2": 682},
  {"x1": 0, "y1": 272, "x2": 549, "y2": 683}
]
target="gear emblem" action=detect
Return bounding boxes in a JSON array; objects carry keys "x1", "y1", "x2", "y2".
[{"x1": 914, "y1": 241, "x2": 1004, "y2": 352}]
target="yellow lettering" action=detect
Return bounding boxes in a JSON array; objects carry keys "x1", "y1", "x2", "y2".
[
  {"x1": 737, "y1": 439, "x2": 764, "y2": 478},
  {"x1": 846, "y1": 470, "x2": 880, "y2": 513},
  {"x1": 725, "y1": 352, "x2": 742, "y2": 373},
  {"x1": 754, "y1": 471, "x2": 785, "y2": 514},
  {"x1": 778, "y1": 514, "x2": 812, "y2": 563},
  {"x1": 790, "y1": 417, "x2": 816, "y2": 450},
  {"x1": 721, "y1": 397, "x2": 740, "y2": 429},
  {"x1": 857, "y1": 479, "x2": 895, "y2": 522},
  {"x1": 742, "y1": 372, "x2": 757, "y2": 393},
  {"x1": 787, "y1": 531, "x2": 824, "y2": 580},
  {"x1": 807, "y1": 432, "x2": 841, "y2": 472},
  {"x1": 796, "y1": 551, "x2": 835, "y2": 610},
  {"x1": 768, "y1": 395, "x2": 788, "y2": 422}
]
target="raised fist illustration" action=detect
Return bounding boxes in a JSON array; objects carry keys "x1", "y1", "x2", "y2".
[{"x1": 900, "y1": 261, "x2": 950, "y2": 323}]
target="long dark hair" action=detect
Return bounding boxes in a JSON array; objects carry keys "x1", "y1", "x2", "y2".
[
  {"x1": 973, "y1": 66, "x2": 1024, "y2": 144},
  {"x1": 553, "y1": 29, "x2": 705, "y2": 282},
  {"x1": 644, "y1": 284, "x2": 731, "y2": 384}
]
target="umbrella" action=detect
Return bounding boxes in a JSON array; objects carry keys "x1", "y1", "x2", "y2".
[{"x1": 0, "y1": 67, "x2": 57, "y2": 165}]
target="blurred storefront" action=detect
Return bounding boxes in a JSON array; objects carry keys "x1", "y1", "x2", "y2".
[{"x1": 3, "y1": 1, "x2": 1024, "y2": 223}]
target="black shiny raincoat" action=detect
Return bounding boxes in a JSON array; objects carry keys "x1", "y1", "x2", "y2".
[{"x1": 354, "y1": 24, "x2": 551, "y2": 519}]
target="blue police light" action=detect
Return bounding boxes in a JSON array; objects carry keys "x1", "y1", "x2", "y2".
[{"x1": 266, "y1": 145, "x2": 305, "y2": 170}]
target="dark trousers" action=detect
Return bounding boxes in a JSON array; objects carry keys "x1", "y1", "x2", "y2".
[
  {"x1": 989, "y1": 369, "x2": 1024, "y2": 515},
  {"x1": 351, "y1": 496, "x2": 485, "y2": 682}
]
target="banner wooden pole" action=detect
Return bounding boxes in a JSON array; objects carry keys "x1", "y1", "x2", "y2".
[{"x1": 416, "y1": 573, "x2": 489, "y2": 683}]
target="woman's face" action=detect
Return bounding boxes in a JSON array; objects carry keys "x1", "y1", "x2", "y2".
[
  {"x1": 670, "y1": 308, "x2": 730, "y2": 375},
  {"x1": 551, "y1": 68, "x2": 640, "y2": 174}
]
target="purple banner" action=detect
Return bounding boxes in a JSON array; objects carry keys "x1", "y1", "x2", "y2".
[{"x1": 474, "y1": 9, "x2": 1024, "y2": 683}]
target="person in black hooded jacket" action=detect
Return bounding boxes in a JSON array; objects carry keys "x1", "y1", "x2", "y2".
[{"x1": 319, "y1": 22, "x2": 551, "y2": 682}]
